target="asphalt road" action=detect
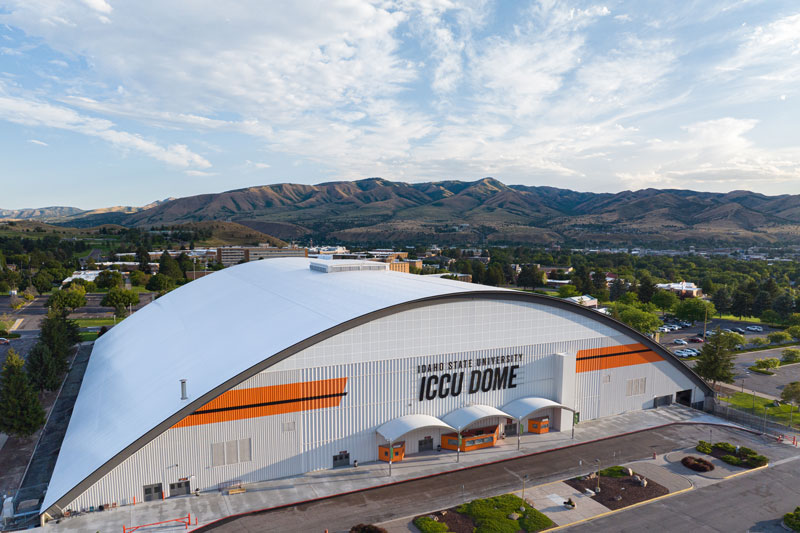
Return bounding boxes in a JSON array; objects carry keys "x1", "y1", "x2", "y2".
[
  {"x1": 199, "y1": 424, "x2": 792, "y2": 533},
  {"x1": 566, "y1": 456, "x2": 800, "y2": 532}
]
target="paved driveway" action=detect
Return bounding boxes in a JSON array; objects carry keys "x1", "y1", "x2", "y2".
[{"x1": 566, "y1": 456, "x2": 800, "y2": 532}]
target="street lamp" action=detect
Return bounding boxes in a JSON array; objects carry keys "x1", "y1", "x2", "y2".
[
  {"x1": 522, "y1": 474, "x2": 530, "y2": 500},
  {"x1": 595, "y1": 459, "x2": 601, "y2": 492}
]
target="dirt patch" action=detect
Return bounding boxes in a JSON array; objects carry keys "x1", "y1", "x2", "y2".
[
  {"x1": 420, "y1": 508, "x2": 475, "y2": 533},
  {"x1": 564, "y1": 472, "x2": 669, "y2": 511}
]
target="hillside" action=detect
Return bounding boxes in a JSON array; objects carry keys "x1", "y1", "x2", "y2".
[{"x1": 18, "y1": 178, "x2": 800, "y2": 246}]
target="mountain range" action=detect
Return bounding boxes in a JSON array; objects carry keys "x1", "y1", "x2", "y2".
[{"x1": 5, "y1": 178, "x2": 800, "y2": 246}]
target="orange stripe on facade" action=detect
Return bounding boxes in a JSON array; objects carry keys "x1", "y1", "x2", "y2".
[
  {"x1": 576, "y1": 343, "x2": 663, "y2": 373},
  {"x1": 172, "y1": 377, "x2": 348, "y2": 428}
]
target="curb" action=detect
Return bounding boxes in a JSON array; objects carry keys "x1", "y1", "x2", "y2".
[
  {"x1": 723, "y1": 463, "x2": 769, "y2": 479},
  {"x1": 188, "y1": 420, "x2": 756, "y2": 532},
  {"x1": 543, "y1": 486, "x2": 695, "y2": 532}
]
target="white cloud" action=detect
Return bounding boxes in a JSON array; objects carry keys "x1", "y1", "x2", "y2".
[
  {"x1": 28, "y1": 139, "x2": 48, "y2": 146},
  {"x1": 82, "y1": 0, "x2": 112, "y2": 14},
  {"x1": 0, "y1": 92, "x2": 210, "y2": 169},
  {"x1": 245, "y1": 160, "x2": 271, "y2": 169}
]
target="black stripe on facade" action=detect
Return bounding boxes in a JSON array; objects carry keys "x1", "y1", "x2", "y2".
[
  {"x1": 576, "y1": 348, "x2": 654, "y2": 362},
  {"x1": 191, "y1": 392, "x2": 348, "y2": 416}
]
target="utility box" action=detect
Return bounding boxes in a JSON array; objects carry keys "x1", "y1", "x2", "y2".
[{"x1": 528, "y1": 417, "x2": 549, "y2": 434}]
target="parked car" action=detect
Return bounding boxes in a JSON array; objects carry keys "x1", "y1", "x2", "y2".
[
  {"x1": 685, "y1": 348, "x2": 701, "y2": 355},
  {"x1": 722, "y1": 328, "x2": 733, "y2": 333},
  {"x1": 680, "y1": 322, "x2": 692, "y2": 328},
  {"x1": 668, "y1": 324, "x2": 681, "y2": 330},
  {"x1": 658, "y1": 326, "x2": 670, "y2": 333},
  {"x1": 0, "y1": 338, "x2": 9, "y2": 345},
  {"x1": 746, "y1": 325, "x2": 763, "y2": 332},
  {"x1": 675, "y1": 349, "x2": 694, "y2": 357},
  {"x1": 734, "y1": 327, "x2": 746, "y2": 334},
  {"x1": 689, "y1": 337, "x2": 704, "y2": 343},
  {"x1": 674, "y1": 339, "x2": 688, "y2": 345}
]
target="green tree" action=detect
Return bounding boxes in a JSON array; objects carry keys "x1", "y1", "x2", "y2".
[
  {"x1": 101, "y1": 286, "x2": 140, "y2": 318},
  {"x1": 609, "y1": 278, "x2": 626, "y2": 302},
  {"x1": 636, "y1": 273, "x2": 656, "y2": 303},
  {"x1": 752, "y1": 290, "x2": 773, "y2": 318},
  {"x1": 773, "y1": 292, "x2": 795, "y2": 321},
  {"x1": 146, "y1": 273, "x2": 174, "y2": 292},
  {"x1": 26, "y1": 342, "x2": 61, "y2": 391},
  {"x1": 781, "y1": 349, "x2": 800, "y2": 364},
  {"x1": 95, "y1": 269, "x2": 123, "y2": 289},
  {"x1": 619, "y1": 307, "x2": 662, "y2": 335},
  {"x1": 780, "y1": 381, "x2": 800, "y2": 407},
  {"x1": 712, "y1": 286, "x2": 733, "y2": 316},
  {"x1": 517, "y1": 265, "x2": 543, "y2": 290},
  {"x1": 484, "y1": 264, "x2": 505, "y2": 287},
  {"x1": 768, "y1": 331, "x2": 792, "y2": 344},
  {"x1": 694, "y1": 329, "x2": 742, "y2": 387},
  {"x1": 32, "y1": 270, "x2": 54, "y2": 294},
  {"x1": 40, "y1": 314, "x2": 79, "y2": 371},
  {"x1": 159, "y1": 251, "x2": 184, "y2": 281},
  {"x1": 0, "y1": 349, "x2": 45, "y2": 437},
  {"x1": 731, "y1": 289, "x2": 753, "y2": 319},
  {"x1": 786, "y1": 326, "x2": 800, "y2": 341},
  {"x1": 674, "y1": 298, "x2": 716, "y2": 324},
  {"x1": 751, "y1": 337, "x2": 768, "y2": 348},
  {"x1": 129, "y1": 270, "x2": 148, "y2": 287},
  {"x1": 47, "y1": 285, "x2": 87, "y2": 315},
  {"x1": 136, "y1": 247, "x2": 152, "y2": 274},
  {"x1": 617, "y1": 292, "x2": 640, "y2": 305},
  {"x1": 558, "y1": 285, "x2": 580, "y2": 298},
  {"x1": 651, "y1": 290, "x2": 678, "y2": 315}
]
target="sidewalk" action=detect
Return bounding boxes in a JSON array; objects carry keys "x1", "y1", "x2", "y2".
[{"x1": 45, "y1": 405, "x2": 748, "y2": 532}]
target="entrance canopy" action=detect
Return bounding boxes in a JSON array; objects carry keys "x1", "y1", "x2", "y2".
[
  {"x1": 376, "y1": 414, "x2": 455, "y2": 443},
  {"x1": 441, "y1": 404, "x2": 512, "y2": 432},
  {"x1": 502, "y1": 397, "x2": 574, "y2": 421}
]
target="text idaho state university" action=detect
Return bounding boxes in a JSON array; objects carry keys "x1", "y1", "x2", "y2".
[{"x1": 418, "y1": 365, "x2": 519, "y2": 401}]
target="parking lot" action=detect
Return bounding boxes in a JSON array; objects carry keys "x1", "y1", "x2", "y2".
[{"x1": 657, "y1": 318, "x2": 778, "y2": 359}]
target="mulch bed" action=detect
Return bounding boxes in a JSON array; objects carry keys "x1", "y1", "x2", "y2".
[
  {"x1": 422, "y1": 508, "x2": 475, "y2": 533},
  {"x1": 706, "y1": 447, "x2": 751, "y2": 467},
  {"x1": 564, "y1": 473, "x2": 668, "y2": 511}
]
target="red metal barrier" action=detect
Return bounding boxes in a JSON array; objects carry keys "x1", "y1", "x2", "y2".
[{"x1": 122, "y1": 513, "x2": 196, "y2": 532}]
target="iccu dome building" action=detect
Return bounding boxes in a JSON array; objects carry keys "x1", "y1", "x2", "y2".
[{"x1": 41, "y1": 258, "x2": 711, "y2": 520}]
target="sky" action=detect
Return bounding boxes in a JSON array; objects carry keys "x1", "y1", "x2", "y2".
[{"x1": 1, "y1": 0, "x2": 799, "y2": 209}]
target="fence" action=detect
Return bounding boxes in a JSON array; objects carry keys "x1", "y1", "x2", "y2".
[{"x1": 707, "y1": 398, "x2": 797, "y2": 437}]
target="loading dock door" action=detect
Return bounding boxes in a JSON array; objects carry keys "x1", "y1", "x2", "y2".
[
  {"x1": 333, "y1": 452, "x2": 350, "y2": 468},
  {"x1": 675, "y1": 389, "x2": 692, "y2": 407},
  {"x1": 143, "y1": 483, "x2": 162, "y2": 502},
  {"x1": 169, "y1": 481, "x2": 191, "y2": 497},
  {"x1": 418, "y1": 436, "x2": 434, "y2": 452}
]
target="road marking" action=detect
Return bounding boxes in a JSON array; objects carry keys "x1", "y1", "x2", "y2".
[{"x1": 10, "y1": 318, "x2": 23, "y2": 331}]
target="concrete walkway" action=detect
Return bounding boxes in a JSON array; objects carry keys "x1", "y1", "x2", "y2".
[{"x1": 43, "y1": 405, "x2": 750, "y2": 532}]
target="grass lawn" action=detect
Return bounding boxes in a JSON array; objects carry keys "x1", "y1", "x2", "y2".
[
  {"x1": 457, "y1": 494, "x2": 553, "y2": 533},
  {"x1": 74, "y1": 317, "x2": 120, "y2": 327},
  {"x1": 78, "y1": 331, "x2": 99, "y2": 342},
  {"x1": 715, "y1": 314, "x2": 763, "y2": 323},
  {"x1": 719, "y1": 392, "x2": 800, "y2": 428}
]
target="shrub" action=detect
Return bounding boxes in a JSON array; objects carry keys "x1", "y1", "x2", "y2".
[
  {"x1": 598, "y1": 465, "x2": 628, "y2": 478},
  {"x1": 749, "y1": 366, "x2": 775, "y2": 375},
  {"x1": 719, "y1": 454, "x2": 742, "y2": 466},
  {"x1": 412, "y1": 516, "x2": 449, "y2": 533},
  {"x1": 783, "y1": 349, "x2": 800, "y2": 364},
  {"x1": 681, "y1": 456, "x2": 715, "y2": 472},
  {"x1": 696, "y1": 440, "x2": 713, "y2": 454},
  {"x1": 519, "y1": 508, "x2": 554, "y2": 532},
  {"x1": 755, "y1": 358, "x2": 780, "y2": 369},
  {"x1": 738, "y1": 446, "x2": 757, "y2": 457},
  {"x1": 350, "y1": 525, "x2": 388, "y2": 533},
  {"x1": 752, "y1": 337, "x2": 768, "y2": 347},
  {"x1": 769, "y1": 331, "x2": 793, "y2": 344},
  {"x1": 714, "y1": 442, "x2": 737, "y2": 454},
  {"x1": 784, "y1": 507, "x2": 800, "y2": 531},
  {"x1": 746, "y1": 454, "x2": 768, "y2": 468}
]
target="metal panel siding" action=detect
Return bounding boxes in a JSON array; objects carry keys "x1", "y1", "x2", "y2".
[{"x1": 63, "y1": 300, "x2": 699, "y2": 512}]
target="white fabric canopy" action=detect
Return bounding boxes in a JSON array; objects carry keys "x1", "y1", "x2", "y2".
[
  {"x1": 441, "y1": 404, "x2": 512, "y2": 431},
  {"x1": 376, "y1": 414, "x2": 455, "y2": 443},
  {"x1": 502, "y1": 397, "x2": 574, "y2": 420}
]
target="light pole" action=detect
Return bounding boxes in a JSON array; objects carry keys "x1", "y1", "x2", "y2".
[
  {"x1": 595, "y1": 459, "x2": 601, "y2": 492},
  {"x1": 763, "y1": 405, "x2": 768, "y2": 433},
  {"x1": 522, "y1": 474, "x2": 529, "y2": 500}
]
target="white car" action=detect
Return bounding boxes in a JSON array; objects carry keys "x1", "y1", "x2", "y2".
[
  {"x1": 658, "y1": 326, "x2": 670, "y2": 333},
  {"x1": 746, "y1": 325, "x2": 763, "y2": 332},
  {"x1": 685, "y1": 348, "x2": 701, "y2": 356},
  {"x1": 674, "y1": 339, "x2": 688, "y2": 345},
  {"x1": 674, "y1": 349, "x2": 691, "y2": 357}
]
